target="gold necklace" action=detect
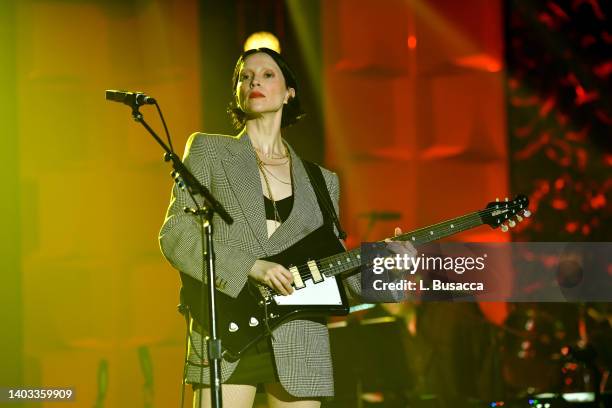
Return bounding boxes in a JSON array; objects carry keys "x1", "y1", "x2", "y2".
[
  {"x1": 257, "y1": 157, "x2": 290, "y2": 166},
  {"x1": 257, "y1": 144, "x2": 292, "y2": 225},
  {"x1": 258, "y1": 159, "x2": 282, "y2": 226},
  {"x1": 254, "y1": 146, "x2": 288, "y2": 160},
  {"x1": 260, "y1": 162, "x2": 292, "y2": 185}
]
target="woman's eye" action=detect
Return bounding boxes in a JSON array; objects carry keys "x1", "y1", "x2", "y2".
[
  {"x1": 240, "y1": 73, "x2": 250, "y2": 80},
  {"x1": 264, "y1": 72, "x2": 274, "y2": 78}
]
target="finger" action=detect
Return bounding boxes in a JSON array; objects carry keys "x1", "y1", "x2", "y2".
[
  {"x1": 274, "y1": 273, "x2": 294, "y2": 295},
  {"x1": 278, "y1": 273, "x2": 294, "y2": 294},
  {"x1": 394, "y1": 227, "x2": 402, "y2": 237},
  {"x1": 270, "y1": 276, "x2": 289, "y2": 296},
  {"x1": 406, "y1": 243, "x2": 417, "y2": 256},
  {"x1": 278, "y1": 267, "x2": 294, "y2": 284},
  {"x1": 401, "y1": 242, "x2": 415, "y2": 252},
  {"x1": 387, "y1": 242, "x2": 404, "y2": 253},
  {"x1": 274, "y1": 270, "x2": 291, "y2": 294}
]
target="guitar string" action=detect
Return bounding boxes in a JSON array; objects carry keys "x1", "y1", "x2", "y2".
[
  {"x1": 260, "y1": 201, "x2": 528, "y2": 293},
  {"x1": 296, "y1": 218, "x2": 488, "y2": 283},
  {"x1": 283, "y1": 201, "x2": 527, "y2": 284},
  {"x1": 295, "y1": 205, "x2": 526, "y2": 283},
  {"x1": 391, "y1": 202, "x2": 526, "y2": 243},
  {"x1": 295, "y1": 221, "x2": 483, "y2": 283},
  {"x1": 315, "y1": 206, "x2": 514, "y2": 275},
  {"x1": 258, "y1": 201, "x2": 528, "y2": 292}
]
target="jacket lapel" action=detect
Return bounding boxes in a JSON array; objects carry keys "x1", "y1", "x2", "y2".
[
  {"x1": 267, "y1": 143, "x2": 320, "y2": 252},
  {"x1": 220, "y1": 135, "x2": 269, "y2": 251}
]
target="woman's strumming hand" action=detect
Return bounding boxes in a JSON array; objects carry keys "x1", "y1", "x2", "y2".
[{"x1": 249, "y1": 260, "x2": 294, "y2": 295}]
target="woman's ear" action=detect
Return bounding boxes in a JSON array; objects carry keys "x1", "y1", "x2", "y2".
[{"x1": 285, "y1": 87, "x2": 296, "y2": 104}]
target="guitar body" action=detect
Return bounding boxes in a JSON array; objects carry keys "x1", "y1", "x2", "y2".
[{"x1": 180, "y1": 224, "x2": 350, "y2": 362}]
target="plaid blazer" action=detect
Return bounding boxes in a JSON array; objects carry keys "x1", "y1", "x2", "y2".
[{"x1": 159, "y1": 131, "x2": 360, "y2": 397}]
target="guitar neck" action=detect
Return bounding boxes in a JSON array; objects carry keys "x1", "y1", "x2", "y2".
[{"x1": 321, "y1": 210, "x2": 485, "y2": 278}]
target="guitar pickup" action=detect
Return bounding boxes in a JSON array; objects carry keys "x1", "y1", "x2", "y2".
[
  {"x1": 307, "y1": 260, "x2": 323, "y2": 283},
  {"x1": 289, "y1": 266, "x2": 305, "y2": 289}
]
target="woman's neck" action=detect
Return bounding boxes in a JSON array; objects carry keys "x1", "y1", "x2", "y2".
[{"x1": 244, "y1": 115, "x2": 285, "y2": 157}]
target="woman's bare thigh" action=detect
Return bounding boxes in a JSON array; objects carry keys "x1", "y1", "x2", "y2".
[{"x1": 265, "y1": 383, "x2": 321, "y2": 408}]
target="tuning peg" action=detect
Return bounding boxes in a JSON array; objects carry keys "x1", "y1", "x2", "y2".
[
  {"x1": 509, "y1": 220, "x2": 516, "y2": 228},
  {"x1": 523, "y1": 210, "x2": 531, "y2": 218},
  {"x1": 501, "y1": 224, "x2": 509, "y2": 232},
  {"x1": 516, "y1": 215, "x2": 524, "y2": 222}
]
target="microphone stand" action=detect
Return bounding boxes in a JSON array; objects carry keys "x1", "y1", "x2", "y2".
[{"x1": 130, "y1": 102, "x2": 231, "y2": 408}]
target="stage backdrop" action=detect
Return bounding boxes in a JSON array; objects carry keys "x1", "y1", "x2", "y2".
[{"x1": 16, "y1": 1, "x2": 201, "y2": 406}]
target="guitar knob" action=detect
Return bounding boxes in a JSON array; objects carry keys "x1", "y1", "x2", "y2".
[
  {"x1": 229, "y1": 322, "x2": 239, "y2": 332},
  {"x1": 509, "y1": 220, "x2": 516, "y2": 228},
  {"x1": 505, "y1": 197, "x2": 509, "y2": 202},
  {"x1": 523, "y1": 210, "x2": 531, "y2": 218},
  {"x1": 249, "y1": 317, "x2": 259, "y2": 327},
  {"x1": 501, "y1": 224, "x2": 509, "y2": 232},
  {"x1": 496, "y1": 197, "x2": 500, "y2": 202},
  {"x1": 516, "y1": 215, "x2": 523, "y2": 222}
]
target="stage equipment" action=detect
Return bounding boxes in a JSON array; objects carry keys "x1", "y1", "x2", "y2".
[{"x1": 106, "y1": 90, "x2": 232, "y2": 408}]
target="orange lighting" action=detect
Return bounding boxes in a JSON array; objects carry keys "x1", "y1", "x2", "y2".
[
  {"x1": 454, "y1": 54, "x2": 502, "y2": 72},
  {"x1": 407, "y1": 35, "x2": 417, "y2": 49}
]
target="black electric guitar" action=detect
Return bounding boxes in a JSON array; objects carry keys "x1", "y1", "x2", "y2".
[{"x1": 181, "y1": 195, "x2": 530, "y2": 361}]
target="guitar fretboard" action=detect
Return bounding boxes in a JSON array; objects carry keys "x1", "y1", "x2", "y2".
[{"x1": 319, "y1": 210, "x2": 485, "y2": 279}]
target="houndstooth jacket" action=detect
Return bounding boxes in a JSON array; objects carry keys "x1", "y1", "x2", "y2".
[{"x1": 159, "y1": 131, "x2": 360, "y2": 397}]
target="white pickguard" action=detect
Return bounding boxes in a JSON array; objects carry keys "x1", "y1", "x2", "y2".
[{"x1": 273, "y1": 276, "x2": 343, "y2": 306}]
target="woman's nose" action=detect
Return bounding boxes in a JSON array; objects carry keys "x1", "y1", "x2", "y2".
[{"x1": 249, "y1": 77, "x2": 260, "y2": 87}]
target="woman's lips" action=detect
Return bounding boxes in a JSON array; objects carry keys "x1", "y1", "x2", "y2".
[{"x1": 249, "y1": 91, "x2": 265, "y2": 98}]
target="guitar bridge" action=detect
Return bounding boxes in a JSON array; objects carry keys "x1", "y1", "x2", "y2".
[{"x1": 257, "y1": 284, "x2": 274, "y2": 302}]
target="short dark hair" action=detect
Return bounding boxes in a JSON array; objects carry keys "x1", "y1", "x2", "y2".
[{"x1": 228, "y1": 47, "x2": 305, "y2": 129}]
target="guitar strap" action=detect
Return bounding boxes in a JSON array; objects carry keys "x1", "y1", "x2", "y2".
[{"x1": 302, "y1": 160, "x2": 347, "y2": 240}]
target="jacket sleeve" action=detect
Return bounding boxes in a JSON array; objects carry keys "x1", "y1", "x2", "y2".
[
  {"x1": 159, "y1": 133, "x2": 257, "y2": 298},
  {"x1": 322, "y1": 169, "x2": 362, "y2": 299}
]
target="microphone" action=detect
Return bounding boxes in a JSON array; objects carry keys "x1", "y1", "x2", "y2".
[{"x1": 105, "y1": 90, "x2": 156, "y2": 106}]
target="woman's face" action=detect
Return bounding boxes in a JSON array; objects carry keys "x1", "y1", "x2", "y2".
[{"x1": 236, "y1": 52, "x2": 295, "y2": 118}]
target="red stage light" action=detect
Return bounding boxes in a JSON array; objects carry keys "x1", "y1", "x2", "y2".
[{"x1": 406, "y1": 35, "x2": 417, "y2": 50}]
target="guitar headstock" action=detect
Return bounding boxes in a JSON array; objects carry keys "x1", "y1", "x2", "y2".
[{"x1": 482, "y1": 195, "x2": 531, "y2": 232}]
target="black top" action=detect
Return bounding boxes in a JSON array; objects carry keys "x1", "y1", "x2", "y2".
[{"x1": 263, "y1": 195, "x2": 293, "y2": 222}]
